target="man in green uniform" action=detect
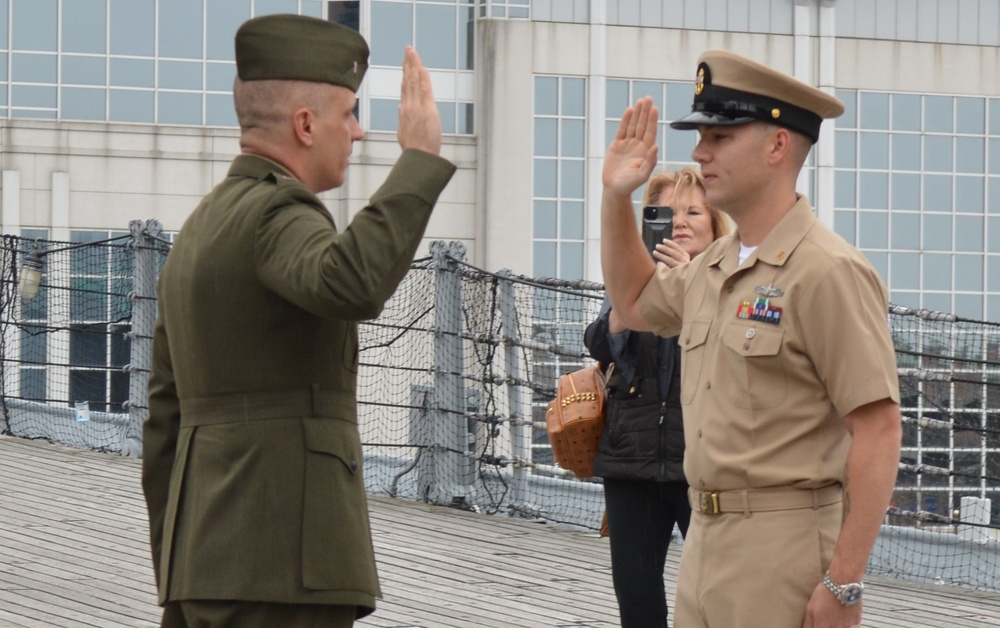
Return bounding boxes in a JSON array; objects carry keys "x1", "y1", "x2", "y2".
[
  {"x1": 141, "y1": 14, "x2": 455, "y2": 628},
  {"x1": 600, "y1": 50, "x2": 901, "y2": 627}
]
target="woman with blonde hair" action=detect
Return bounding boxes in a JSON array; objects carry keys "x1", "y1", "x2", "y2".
[{"x1": 584, "y1": 167, "x2": 731, "y2": 628}]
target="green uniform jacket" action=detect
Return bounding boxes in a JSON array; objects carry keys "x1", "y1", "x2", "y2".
[{"x1": 142, "y1": 149, "x2": 456, "y2": 616}]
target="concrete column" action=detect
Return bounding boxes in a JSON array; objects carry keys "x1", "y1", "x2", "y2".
[
  {"x1": 50, "y1": 172, "x2": 70, "y2": 242},
  {"x1": 2, "y1": 170, "x2": 20, "y2": 234},
  {"x1": 585, "y1": 0, "x2": 607, "y2": 283},
  {"x1": 816, "y1": 0, "x2": 839, "y2": 228}
]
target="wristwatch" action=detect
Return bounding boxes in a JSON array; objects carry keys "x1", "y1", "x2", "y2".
[{"x1": 823, "y1": 571, "x2": 864, "y2": 606}]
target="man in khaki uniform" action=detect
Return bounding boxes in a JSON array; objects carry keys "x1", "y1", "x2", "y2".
[
  {"x1": 599, "y1": 50, "x2": 902, "y2": 627},
  {"x1": 141, "y1": 15, "x2": 455, "y2": 628}
]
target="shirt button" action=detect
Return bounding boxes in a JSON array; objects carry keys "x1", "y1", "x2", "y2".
[
  {"x1": 746, "y1": 328, "x2": 756, "y2": 339},
  {"x1": 699, "y1": 479, "x2": 706, "y2": 487},
  {"x1": 727, "y1": 286, "x2": 734, "y2": 293},
  {"x1": 350, "y1": 459, "x2": 358, "y2": 473},
  {"x1": 697, "y1": 429, "x2": 703, "y2": 437},
  {"x1": 705, "y1": 381, "x2": 711, "y2": 390}
]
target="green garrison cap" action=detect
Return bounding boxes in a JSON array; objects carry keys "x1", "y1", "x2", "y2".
[
  {"x1": 670, "y1": 49, "x2": 844, "y2": 144},
  {"x1": 235, "y1": 14, "x2": 369, "y2": 92}
]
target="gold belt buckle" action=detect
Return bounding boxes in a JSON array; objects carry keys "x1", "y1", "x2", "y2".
[{"x1": 699, "y1": 491, "x2": 721, "y2": 515}]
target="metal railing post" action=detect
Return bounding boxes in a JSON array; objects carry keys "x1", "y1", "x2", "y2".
[
  {"x1": 427, "y1": 240, "x2": 474, "y2": 506},
  {"x1": 497, "y1": 269, "x2": 531, "y2": 514},
  {"x1": 125, "y1": 219, "x2": 162, "y2": 457}
]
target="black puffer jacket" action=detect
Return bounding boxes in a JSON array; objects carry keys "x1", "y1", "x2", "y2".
[{"x1": 583, "y1": 299, "x2": 685, "y2": 482}]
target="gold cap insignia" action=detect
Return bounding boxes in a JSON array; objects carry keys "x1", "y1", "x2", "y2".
[
  {"x1": 772, "y1": 108, "x2": 781, "y2": 119},
  {"x1": 695, "y1": 67, "x2": 705, "y2": 96}
]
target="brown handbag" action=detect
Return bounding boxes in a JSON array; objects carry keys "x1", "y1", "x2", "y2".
[{"x1": 545, "y1": 364, "x2": 610, "y2": 479}]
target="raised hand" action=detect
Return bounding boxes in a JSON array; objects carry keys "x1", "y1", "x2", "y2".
[
  {"x1": 397, "y1": 46, "x2": 442, "y2": 156},
  {"x1": 602, "y1": 96, "x2": 660, "y2": 197}
]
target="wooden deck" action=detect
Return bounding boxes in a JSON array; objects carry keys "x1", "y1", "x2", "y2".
[{"x1": 1, "y1": 435, "x2": 999, "y2": 627}]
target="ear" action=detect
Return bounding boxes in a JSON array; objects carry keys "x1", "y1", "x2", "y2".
[
  {"x1": 290, "y1": 107, "x2": 315, "y2": 147},
  {"x1": 765, "y1": 126, "x2": 793, "y2": 165}
]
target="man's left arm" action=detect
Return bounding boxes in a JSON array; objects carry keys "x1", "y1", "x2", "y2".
[
  {"x1": 142, "y1": 313, "x2": 181, "y2": 593},
  {"x1": 803, "y1": 397, "x2": 901, "y2": 628}
]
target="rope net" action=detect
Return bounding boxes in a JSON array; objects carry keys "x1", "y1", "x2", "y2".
[{"x1": 1, "y1": 235, "x2": 997, "y2": 591}]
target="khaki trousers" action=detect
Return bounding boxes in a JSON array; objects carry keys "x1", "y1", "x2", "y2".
[
  {"x1": 160, "y1": 600, "x2": 356, "y2": 628},
  {"x1": 674, "y1": 499, "x2": 844, "y2": 627}
]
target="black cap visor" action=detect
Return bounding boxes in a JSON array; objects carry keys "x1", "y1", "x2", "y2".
[{"x1": 670, "y1": 110, "x2": 757, "y2": 130}]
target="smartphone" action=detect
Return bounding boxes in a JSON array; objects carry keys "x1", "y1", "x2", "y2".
[{"x1": 641, "y1": 205, "x2": 674, "y2": 255}]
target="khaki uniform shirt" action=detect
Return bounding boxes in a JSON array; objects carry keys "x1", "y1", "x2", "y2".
[{"x1": 637, "y1": 197, "x2": 899, "y2": 492}]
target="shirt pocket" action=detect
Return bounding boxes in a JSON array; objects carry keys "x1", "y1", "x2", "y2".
[
  {"x1": 679, "y1": 319, "x2": 712, "y2": 405},
  {"x1": 720, "y1": 322, "x2": 786, "y2": 409}
]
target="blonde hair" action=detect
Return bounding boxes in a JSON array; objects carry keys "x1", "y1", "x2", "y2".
[{"x1": 643, "y1": 167, "x2": 733, "y2": 240}]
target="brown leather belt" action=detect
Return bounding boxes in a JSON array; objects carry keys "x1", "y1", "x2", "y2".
[{"x1": 689, "y1": 485, "x2": 842, "y2": 516}]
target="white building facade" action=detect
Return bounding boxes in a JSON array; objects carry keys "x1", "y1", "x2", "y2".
[{"x1": 1, "y1": 0, "x2": 1000, "y2": 319}]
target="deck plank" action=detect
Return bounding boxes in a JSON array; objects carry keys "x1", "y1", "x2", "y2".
[{"x1": 1, "y1": 435, "x2": 998, "y2": 627}]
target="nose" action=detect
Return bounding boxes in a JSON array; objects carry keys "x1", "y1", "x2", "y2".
[
  {"x1": 351, "y1": 115, "x2": 365, "y2": 141},
  {"x1": 691, "y1": 134, "x2": 708, "y2": 164}
]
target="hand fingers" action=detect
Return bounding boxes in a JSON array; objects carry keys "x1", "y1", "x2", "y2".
[
  {"x1": 653, "y1": 243, "x2": 678, "y2": 268},
  {"x1": 614, "y1": 106, "x2": 633, "y2": 142},
  {"x1": 612, "y1": 97, "x2": 658, "y2": 146},
  {"x1": 643, "y1": 103, "x2": 660, "y2": 145},
  {"x1": 655, "y1": 240, "x2": 691, "y2": 266},
  {"x1": 633, "y1": 97, "x2": 651, "y2": 137},
  {"x1": 419, "y1": 63, "x2": 434, "y2": 102},
  {"x1": 402, "y1": 46, "x2": 431, "y2": 102}
]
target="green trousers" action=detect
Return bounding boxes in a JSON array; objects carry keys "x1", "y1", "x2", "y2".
[{"x1": 160, "y1": 600, "x2": 356, "y2": 628}]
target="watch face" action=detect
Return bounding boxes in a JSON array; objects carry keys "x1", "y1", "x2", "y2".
[{"x1": 842, "y1": 584, "x2": 863, "y2": 606}]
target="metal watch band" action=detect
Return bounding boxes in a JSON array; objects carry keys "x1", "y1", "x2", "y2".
[{"x1": 823, "y1": 571, "x2": 864, "y2": 606}]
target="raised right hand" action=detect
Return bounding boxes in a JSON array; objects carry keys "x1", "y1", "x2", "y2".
[
  {"x1": 602, "y1": 96, "x2": 659, "y2": 197},
  {"x1": 398, "y1": 46, "x2": 442, "y2": 156}
]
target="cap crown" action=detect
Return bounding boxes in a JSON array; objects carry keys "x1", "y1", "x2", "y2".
[
  {"x1": 671, "y1": 49, "x2": 844, "y2": 143},
  {"x1": 235, "y1": 14, "x2": 369, "y2": 92}
]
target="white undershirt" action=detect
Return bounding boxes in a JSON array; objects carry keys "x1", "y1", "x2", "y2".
[{"x1": 738, "y1": 243, "x2": 758, "y2": 266}]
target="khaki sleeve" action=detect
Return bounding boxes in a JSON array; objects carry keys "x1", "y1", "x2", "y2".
[
  {"x1": 800, "y1": 256, "x2": 901, "y2": 419},
  {"x1": 637, "y1": 260, "x2": 689, "y2": 339}
]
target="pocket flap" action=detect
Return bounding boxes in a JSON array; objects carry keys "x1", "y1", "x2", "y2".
[
  {"x1": 722, "y1": 323, "x2": 783, "y2": 357},
  {"x1": 681, "y1": 319, "x2": 712, "y2": 351},
  {"x1": 303, "y1": 418, "x2": 360, "y2": 474}
]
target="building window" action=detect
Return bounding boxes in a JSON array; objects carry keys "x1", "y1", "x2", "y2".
[
  {"x1": 366, "y1": 0, "x2": 474, "y2": 135},
  {"x1": 67, "y1": 230, "x2": 131, "y2": 413},
  {"x1": 370, "y1": 0, "x2": 473, "y2": 70},
  {"x1": 18, "y1": 229, "x2": 49, "y2": 403},
  {"x1": 0, "y1": 0, "x2": 323, "y2": 126},
  {"x1": 835, "y1": 90, "x2": 1000, "y2": 320},
  {"x1": 329, "y1": 1, "x2": 360, "y2": 30},
  {"x1": 533, "y1": 75, "x2": 587, "y2": 281},
  {"x1": 479, "y1": 0, "x2": 529, "y2": 19}
]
